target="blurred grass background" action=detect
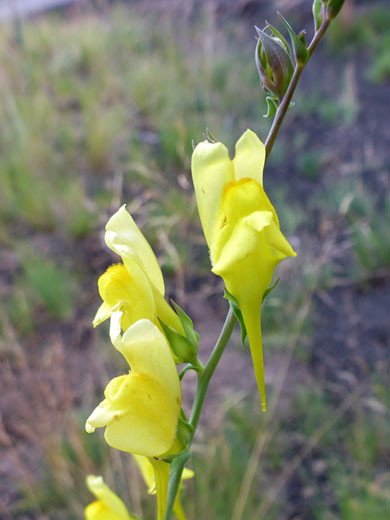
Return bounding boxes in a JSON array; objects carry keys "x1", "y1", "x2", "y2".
[{"x1": 0, "y1": 0, "x2": 389, "y2": 518}]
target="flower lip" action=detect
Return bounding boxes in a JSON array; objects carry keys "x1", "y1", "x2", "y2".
[
  {"x1": 86, "y1": 317, "x2": 182, "y2": 457},
  {"x1": 222, "y1": 177, "x2": 258, "y2": 199}
]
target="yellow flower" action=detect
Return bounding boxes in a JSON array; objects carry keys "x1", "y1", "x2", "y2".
[
  {"x1": 93, "y1": 205, "x2": 182, "y2": 334},
  {"x1": 132, "y1": 454, "x2": 194, "y2": 520},
  {"x1": 85, "y1": 475, "x2": 135, "y2": 520},
  {"x1": 191, "y1": 129, "x2": 297, "y2": 411},
  {"x1": 86, "y1": 313, "x2": 181, "y2": 457}
]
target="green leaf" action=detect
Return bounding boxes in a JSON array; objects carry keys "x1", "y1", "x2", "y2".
[
  {"x1": 179, "y1": 364, "x2": 193, "y2": 380},
  {"x1": 312, "y1": 0, "x2": 324, "y2": 33},
  {"x1": 159, "y1": 319, "x2": 198, "y2": 364},
  {"x1": 262, "y1": 277, "x2": 280, "y2": 302},
  {"x1": 176, "y1": 418, "x2": 193, "y2": 448},
  {"x1": 264, "y1": 95, "x2": 278, "y2": 118},
  {"x1": 277, "y1": 12, "x2": 309, "y2": 66},
  {"x1": 265, "y1": 22, "x2": 291, "y2": 56},
  {"x1": 171, "y1": 300, "x2": 200, "y2": 348},
  {"x1": 224, "y1": 289, "x2": 247, "y2": 347},
  {"x1": 204, "y1": 128, "x2": 217, "y2": 143}
]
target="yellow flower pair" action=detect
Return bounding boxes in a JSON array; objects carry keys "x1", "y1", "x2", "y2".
[
  {"x1": 192, "y1": 129, "x2": 296, "y2": 411},
  {"x1": 86, "y1": 205, "x2": 191, "y2": 519},
  {"x1": 87, "y1": 205, "x2": 184, "y2": 458}
]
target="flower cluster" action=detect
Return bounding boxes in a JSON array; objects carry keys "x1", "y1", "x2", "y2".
[
  {"x1": 85, "y1": 129, "x2": 295, "y2": 518},
  {"x1": 86, "y1": 206, "x2": 192, "y2": 519}
]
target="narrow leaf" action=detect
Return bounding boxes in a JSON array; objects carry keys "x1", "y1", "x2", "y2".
[
  {"x1": 265, "y1": 22, "x2": 291, "y2": 55},
  {"x1": 262, "y1": 277, "x2": 280, "y2": 302},
  {"x1": 277, "y1": 12, "x2": 309, "y2": 65},
  {"x1": 224, "y1": 289, "x2": 247, "y2": 346},
  {"x1": 264, "y1": 95, "x2": 278, "y2": 118},
  {"x1": 171, "y1": 300, "x2": 200, "y2": 348},
  {"x1": 159, "y1": 319, "x2": 197, "y2": 363}
]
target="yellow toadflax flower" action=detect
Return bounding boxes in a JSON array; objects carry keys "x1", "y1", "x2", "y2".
[
  {"x1": 93, "y1": 205, "x2": 182, "y2": 334},
  {"x1": 86, "y1": 313, "x2": 181, "y2": 457},
  {"x1": 85, "y1": 475, "x2": 135, "y2": 520},
  {"x1": 132, "y1": 454, "x2": 194, "y2": 520},
  {"x1": 191, "y1": 129, "x2": 297, "y2": 411}
]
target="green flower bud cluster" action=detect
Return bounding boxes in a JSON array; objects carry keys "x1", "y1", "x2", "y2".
[
  {"x1": 255, "y1": 0, "x2": 345, "y2": 117},
  {"x1": 255, "y1": 27, "x2": 294, "y2": 102}
]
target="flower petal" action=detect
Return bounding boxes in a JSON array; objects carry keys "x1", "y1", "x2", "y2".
[
  {"x1": 211, "y1": 179, "x2": 286, "y2": 269},
  {"x1": 152, "y1": 285, "x2": 184, "y2": 335},
  {"x1": 233, "y1": 129, "x2": 265, "y2": 186},
  {"x1": 97, "y1": 262, "x2": 156, "y2": 330},
  {"x1": 103, "y1": 373, "x2": 179, "y2": 456},
  {"x1": 120, "y1": 320, "x2": 180, "y2": 408},
  {"x1": 264, "y1": 222, "x2": 297, "y2": 259},
  {"x1": 105, "y1": 205, "x2": 164, "y2": 295},
  {"x1": 93, "y1": 320, "x2": 181, "y2": 456},
  {"x1": 183, "y1": 468, "x2": 194, "y2": 480},
  {"x1": 132, "y1": 454, "x2": 156, "y2": 494},
  {"x1": 85, "y1": 376, "x2": 128, "y2": 433},
  {"x1": 209, "y1": 180, "x2": 296, "y2": 412},
  {"x1": 212, "y1": 211, "x2": 274, "y2": 276},
  {"x1": 93, "y1": 302, "x2": 115, "y2": 328},
  {"x1": 149, "y1": 458, "x2": 170, "y2": 520},
  {"x1": 86, "y1": 475, "x2": 132, "y2": 519},
  {"x1": 85, "y1": 501, "x2": 120, "y2": 520},
  {"x1": 240, "y1": 302, "x2": 266, "y2": 411},
  {"x1": 109, "y1": 311, "x2": 123, "y2": 350},
  {"x1": 191, "y1": 140, "x2": 234, "y2": 248}
]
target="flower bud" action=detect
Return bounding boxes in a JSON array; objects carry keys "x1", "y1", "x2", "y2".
[
  {"x1": 255, "y1": 27, "x2": 294, "y2": 101},
  {"x1": 326, "y1": 0, "x2": 346, "y2": 19},
  {"x1": 312, "y1": 0, "x2": 324, "y2": 32},
  {"x1": 159, "y1": 319, "x2": 198, "y2": 364},
  {"x1": 159, "y1": 301, "x2": 199, "y2": 364}
]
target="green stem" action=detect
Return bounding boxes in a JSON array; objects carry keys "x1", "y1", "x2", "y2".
[
  {"x1": 265, "y1": 16, "x2": 331, "y2": 161},
  {"x1": 163, "y1": 452, "x2": 190, "y2": 520},
  {"x1": 163, "y1": 308, "x2": 237, "y2": 520},
  {"x1": 189, "y1": 307, "x2": 237, "y2": 432}
]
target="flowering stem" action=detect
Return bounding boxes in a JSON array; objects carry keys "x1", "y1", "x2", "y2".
[
  {"x1": 164, "y1": 12, "x2": 335, "y2": 520},
  {"x1": 189, "y1": 306, "x2": 237, "y2": 431},
  {"x1": 163, "y1": 307, "x2": 237, "y2": 519},
  {"x1": 265, "y1": 16, "x2": 331, "y2": 161}
]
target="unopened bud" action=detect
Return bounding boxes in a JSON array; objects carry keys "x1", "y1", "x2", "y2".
[
  {"x1": 255, "y1": 27, "x2": 294, "y2": 101},
  {"x1": 312, "y1": 0, "x2": 324, "y2": 32},
  {"x1": 159, "y1": 319, "x2": 198, "y2": 364},
  {"x1": 326, "y1": 0, "x2": 345, "y2": 19},
  {"x1": 160, "y1": 301, "x2": 200, "y2": 364}
]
